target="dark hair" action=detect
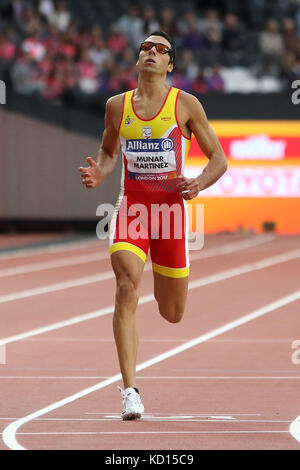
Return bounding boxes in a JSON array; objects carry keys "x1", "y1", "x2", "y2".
[{"x1": 146, "y1": 30, "x2": 176, "y2": 67}]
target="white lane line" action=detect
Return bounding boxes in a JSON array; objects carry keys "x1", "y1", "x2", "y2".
[
  {"x1": 0, "y1": 233, "x2": 274, "y2": 280},
  {"x1": 0, "y1": 252, "x2": 110, "y2": 278},
  {"x1": 1, "y1": 249, "x2": 300, "y2": 345},
  {"x1": 2, "y1": 289, "x2": 300, "y2": 450},
  {"x1": 0, "y1": 376, "x2": 299, "y2": 380},
  {"x1": 0, "y1": 418, "x2": 290, "y2": 423},
  {"x1": 0, "y1": 239, "x2": 102, "y2": 261},
  {"x1": 9, "y1": 337, "x2": 296, "y2": 343},
  {"x1": 0, "y1": 413, "x2": 261, "y2": 420},
  {"x1": 0, "y1": 272, "x2": 114, "y2": 305},
  {"x1": 9, "y1": 431, "x2": 289, "y2": 435},
  {"x1": 290, "y1": 416, "x2": 300, "y2": 442},
  {"x1": 188, "y1": 248, "x2": 300, "y2": 291},
  {"x1": 190, "y1": 234, "x2": 275, "y2": 261},
  {"x1": 85, "y1": 412, "x2": 260, "y2": 416}
]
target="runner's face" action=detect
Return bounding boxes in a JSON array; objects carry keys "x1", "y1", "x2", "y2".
[{"x1": 137, "y1": 35, "x2": 174, "y2": 74}]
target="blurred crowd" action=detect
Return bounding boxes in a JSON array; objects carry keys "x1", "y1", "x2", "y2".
[{"x1": 0, "y1": 0, "x2": 300, "y2": 103}]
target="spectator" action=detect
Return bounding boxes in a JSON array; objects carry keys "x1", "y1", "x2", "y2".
[
  {"x1": 254, "y1": 56, "x2": 281, "y2": 78},
  {"x1": 89, "y1": 37, "x2": 110, "y2": 73},
  {"x1": 141, "y1": 6, "x2": 159, "y2": 37},
  {"x1": 259, "y1": 19, "x2": 284, "y2": 57},
  {"x1": 282, "y1": 18, "x2": 299, "y2": 53},
  {"x1": 221, "y1": 13, "x2": 245, "y2": 53},
  {"x1": 191, "y1": 69, "x2": 208, "y2": 94},
  {"x1": 43, "y1": 68, "x2": 64, "y2": 99},
  {"x1": 178, "y1": 9, "x2": 201, "y2": 36},
  {"x1": 199, "y1": 8, "x2": 223, "y2": 37},
  {"x1": 117, "y1": 6, "x2": 143, "y2": 50},
  {"x1": 282, "y1": 50, "x2": 300, "y2": 87},
  {"x1": 170, "y1": 65, "x2": 192, "y2": 91},
  {"x1": 0, "y1": 28, "x2": 16, "y2": 62},
  {"x1": 38, "y1": 0, "x2": 55, "y2": 22},
  {"x1": 296, "y1": 7, "x2": 300, "y2": 36},
  {"x1": 91, "y1": 25, "x2": 104, "y2": 45},
  {"x1": 182, "y1": 19, "x2": 204, "y2": 51},
  {"x1": 77, "y1": 47, "x2": 98, "y2": 94},
  {"x1": 10, "y1": 51, "x2": 43, "y2": 94},
  {"x1": 206, "y1": 65, "x2": 224, "y2": 92},
  {"x1": 159, "y1": 7, "x2": 179, "y2": 38},
  {"x1": 22, "y1": 28, "x2": 46, "y2": 61},
  {"x1": 49, "y1": 0, "x2": 71, "y2": 32},
  {"x1": 37, "y1": 49, "x2": 53, "y2": 76},
  {"x1": 22, "y1": 6, "x2": 42, "y2": 36},
  {"x1": 59, "y1": 32, "x2": 77, "y2": 58},
  {"x1": 179, "y1": 49, "x2": 198, "y2": 80},
  {"x1": 76, "y1": 27, "x2": 93, "y2": 49},
  {"x1": 119, "y1": 46, "x2": 136, "y2": 70},
  {"x1": 123, "y1": 64, "x2": 138, "y2": 90},
  {"x1": 203, "y1": 24, "x2": 222, "y2": 51},
  {"x1": 63, "y1": 55, "x2": 78, "y2": 90},
  {"x1": 108, "y1": 66, "x2": 126, "y2": 92},
  {"x1": 42, "y1": 23, "x2": 61, "y2": 55},
  {"x1": 107, "y1": 23, "x2": 128, "y2": 55}
]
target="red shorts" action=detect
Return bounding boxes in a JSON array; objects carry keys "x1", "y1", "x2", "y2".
[{"x1": 109, "y1": 191, "x2": 189, "y2": 278}]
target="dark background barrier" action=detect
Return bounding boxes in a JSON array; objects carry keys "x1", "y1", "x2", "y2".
[{"x1": 3, "y1": 89, "x2": 300, "y2": 139}]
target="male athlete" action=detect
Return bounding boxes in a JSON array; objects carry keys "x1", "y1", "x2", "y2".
[{"x1": 79, "y1": 31, "x2": 227, "y2": 420}]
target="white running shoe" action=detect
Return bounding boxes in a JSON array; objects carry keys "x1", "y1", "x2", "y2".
[{"x1": 118, "y1": 386, "x2": 144, "y2": 420}]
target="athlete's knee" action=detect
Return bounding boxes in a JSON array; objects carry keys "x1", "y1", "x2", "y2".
[{"x1": 116, "y1": 274, "x2": 139, "y2": 306}]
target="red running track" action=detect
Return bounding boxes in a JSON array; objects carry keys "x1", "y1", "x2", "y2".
[{"x1": 0, "y1": 232, "x2": 300, "y2": 450}]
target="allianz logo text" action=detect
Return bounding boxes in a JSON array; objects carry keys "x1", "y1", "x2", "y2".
[{"x1": 126, "y1": 138, "x2": 174, "y2": 152}]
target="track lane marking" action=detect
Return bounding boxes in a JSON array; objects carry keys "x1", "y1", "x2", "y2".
[
  {"x1": 1, "y1": 248, "x2": 300, "y2": 346},
  {"x1": 0, "y1": 239, "x2": 102, "y2": 261},
  {"x1": 0, "y1": 234, "x2": 274, "y2": 278},
  {"x1": 2, "y1": 289, "x2": 300, "y2": 450},
  {"x1": 6, "y1": 431, "x2": 289, "y2": 435},
  {"x1": 4, "y1": 244, "x2": 300, "y2": 308},
  {"x1": 0, "y1": 252, "x2": 110, "y2": 278},
  {"x1": 0, "y1": 376, "x2": 299, "y2": 380},
  {"x1": 0, "y1": 234, "x2": 274, "y2": 284}
]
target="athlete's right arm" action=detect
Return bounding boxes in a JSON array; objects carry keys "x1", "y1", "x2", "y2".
[{"x1": 79, "y1": 94, "x2": 123, "y2": 189}]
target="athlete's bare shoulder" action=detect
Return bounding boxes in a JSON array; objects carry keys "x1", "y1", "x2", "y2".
[
  {"x1": 106, "y1": 93, "x2": 124, "y2": 110},
  {"x1": 105, "y1": 93, "x2": 125, "y2": 131},
  {"x1": 175, "y1": 90, "x2": 207, "y2": 136},
  {"x1": 177, "y1": 90, "x2": 206, "y2": 118}
]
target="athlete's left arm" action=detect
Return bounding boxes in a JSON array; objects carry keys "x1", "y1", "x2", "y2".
[{"x1": 176, "y1": 92, "x2": 227, "y2": 200}]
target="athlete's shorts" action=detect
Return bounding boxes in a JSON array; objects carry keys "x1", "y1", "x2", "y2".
[{"x1": 109, "y1": 191, "x2": 190, "y2": 278}]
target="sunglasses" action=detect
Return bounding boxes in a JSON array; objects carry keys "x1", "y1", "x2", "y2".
[{"x1": 140, "y1": 41, "x2": 173, "y2": 61}]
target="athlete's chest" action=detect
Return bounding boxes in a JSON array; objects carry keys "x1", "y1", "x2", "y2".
[{"x1": 132, "y1": 97, "x2": 168, "y2": 120}]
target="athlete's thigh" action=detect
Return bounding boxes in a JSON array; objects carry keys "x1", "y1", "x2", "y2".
[
  {"x1": 111, "y1": 249, "x2": 145, "y2": 288},
  {"x1": 153, "y1": 271, "x2": 189, "y2": 313}
]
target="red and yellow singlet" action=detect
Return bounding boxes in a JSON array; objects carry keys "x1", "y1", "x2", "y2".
[{"x1": 109, "y1": 87, "x2": 191, "y2": 278}]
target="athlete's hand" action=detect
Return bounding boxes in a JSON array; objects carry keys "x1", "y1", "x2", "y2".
[
  {"x1": 176, "y1": 175, "x2": 201, "y2": 200},
  {"x1": 78, "y1": 157, "x2": 102, "y2": 189}
]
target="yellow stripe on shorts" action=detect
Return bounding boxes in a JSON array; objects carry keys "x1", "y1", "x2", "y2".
[
  {"x1": 152, "y1": 262, "x2": 189, "y2": 278},
  {"x1": 110, "y1": 242, "x2": 147, "y2": 263}
]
